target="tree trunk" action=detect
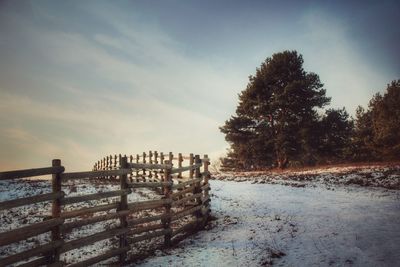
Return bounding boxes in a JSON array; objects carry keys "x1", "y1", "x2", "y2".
[{"x1": 276, "y1": 154, "x2": 288, "y2": 169}]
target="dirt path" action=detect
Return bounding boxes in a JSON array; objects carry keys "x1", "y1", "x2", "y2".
[{"x1": 136, "y1": 181, "x2": 400, "y2": 267}]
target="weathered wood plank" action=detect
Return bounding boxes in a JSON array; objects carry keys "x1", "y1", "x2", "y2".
[
  {"x1": 162, "y1": 160, "x2": 172, "y2": 246},
  {"x1": 47, "y1": 261, "x2": 64, "y2": 267},
  {"x1": 202, "y1": 204, "x2": 211, "y2": 216},
  {"x1": 61, "y1": 169, "x2": 131, "y2": 181},
  {"x1": 0, "y1": 192, "x2": 64, "y2": 211},
  {"x1": 127, "y1": 163, "x2": 172, "y2": 170},
  {"x1": 15, "y1": 256, "x2": 48, "y2": 267},
  {"x1": 172, "y1": 178, "x2": 202, "y2": 189},
  {"x1": 128, "y1": 229, "x2": 172, "y2": 244},
  {"x1": 61, "y1": 210, "x2": 130, "y2": 231},
  {"x1": 171, "y1": 193, "x2": 202, "y2": 207},
  {"x1": 128, "y1": 224, "x2": 164, "y2": 236},
  {"x1": 128, "y1": 181, "x2": 172, "y2": 188},
  {"x1": 119, "y1": 156, "x2": 129, "y2": 264},
  {"x1": 60, "y1": 227, "x2": 129, "y2": 253},
  {"x1": 202, "y1": 196, "x2": 211, "y2": 204},
  {"x1": 0, "y1": 218, "x2": 64, "y2": 246},
  {"x1": 61, "y1": 189, "x2": 130, "y2": 205},
  {"x1": 170, "y1": 184, "x2": 196, "y2": 199},
  {"x1": 170, "y1": 163, "x2": 202, "y2": 174},
  {"x1": 127, "y1": 198, "x2": 171, "y2": 211},
  {"x1": 203, "y1": 155, "x2": 210, "y2": 211},
  {"x1": 189, "y1": 154, "x2": 194, "y2": 178},
  {"x1": 201, "y1": 184, "x2": 210, "y2": 191},
  {"x1": 127, "y1": 213, "x2": 168, "y2": 226},
  {"x1": 171, "y1": 205, "x2": 202, "y2": 221},
  {"x1": 177, "y1": 153, "x2": 183, "y2": 178},
  {"x1": 60, "y1": 203, "x2": 118, "y2": 219},
  {"x1": 67, "y1": 247, "x2": 129, "y2": 267},
  {"x1": 0, "y1": 166, "x2": 64, "y2": 181},
  {"x1": 193, "y1": 155, "x2": 203, "y2": 221},
  {"x1": 172, "y1": 219, "x2": 199, "y2": 237},
  {"x1": 17, "y1": 259, "x2": 64, "y2": 267},
  {"x1": 0, "y1": 240, "x2": 63, "y2": 267},
  {"x1": 51, "y1": 159, "x2": 62, "y2": 263}
]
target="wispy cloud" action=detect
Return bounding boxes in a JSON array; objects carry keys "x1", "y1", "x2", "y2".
[
  {"x1": 0, "y1": 2, "x2": 239, "y2": 170},
  {"x1": 298, "y1": 9, "x2": 394, "y2": 113},
  {"x1": 0, "y1": 1, "x2": 397, "y2": 171}
]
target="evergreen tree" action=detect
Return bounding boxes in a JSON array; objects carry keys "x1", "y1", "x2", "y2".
[
  {"x1": 352, "y1": 80, "x2": 400, "y2": 161},
  {"x1": 319, "y1": 108, "x2": 353, "y2": 162},
  {"x1": 352, "y1": 106, "x2": 375, "y2": 161},
  {"x1": 370, "y1": 80, "x2": 400, "y2": 159},
  {"x1": 220, "y1": 51, "x2": 330, "y2": 169}
]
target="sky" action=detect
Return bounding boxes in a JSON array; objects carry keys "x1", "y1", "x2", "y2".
[{"x1": 0, "y1": 0, "x2": 399, "y2": 171}]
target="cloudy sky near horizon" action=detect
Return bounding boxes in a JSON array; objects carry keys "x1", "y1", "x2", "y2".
[{"x1": 0, "y1": 0, "x2": 399, "y2": 171}]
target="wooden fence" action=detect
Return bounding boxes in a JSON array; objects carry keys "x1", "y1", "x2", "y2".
[
  {"x1": 93, "y1": 152, "x2": 199, "y2": 181},
  {"x1": 0, "y1": 152, "x2": 211, "y2": 266}
]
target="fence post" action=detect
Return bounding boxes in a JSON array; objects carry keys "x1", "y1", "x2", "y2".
[
  {"x1": 119, "y1": 156, "x2": 129, "y2": 264},
  {"x1": 160, "y1": 152, "x2": 164, "y2": 176},
  {"x1": 51, "y1": 159, "x2": 63, "y2": 264},
  {"x1": 193, "y1": 155, "x2": 202, "y2": 225},
  {"x1": 148, "y1": 151, "x2": 153, "y2": 179},
  {"x1": 129, "y1": 155, "x2": 133, "y2": 182},
  {"x1": 162, "y1": 160, "x2": 172, "y2": 247},
  {"x1": 142, "y1": 152, "x2": 146, "y2": 180},
  {"x1": 202, "y1": 155, "x2": 211, "y2": 222},
  {"x1": 135, "y1": 154, "x2": 139, "y2": 180},
  {"x1": 189, "y1": 153, "x2": 194, "y2": 179},
  {"x1": 109, "y1": 155, "x2": 113, "y2": 179},
  {"x1": 154, "y1": 151, "x2": 158, "y2": 179},
  {"x1": 178, "y1": 153, "x2": 183, "y2": 178}
]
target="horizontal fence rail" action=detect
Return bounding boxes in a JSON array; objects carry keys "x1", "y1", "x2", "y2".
[
  {"x1": 0, "y1": 166, "x2": 65, "y2": 180},
  {"x1": 61, "y1": 169, "x2": 131, "y2": 181},
  {"x1": 0, "y1": 152, "x2": 211, "y2": 267},
  {"x1": 127, "y1": 163, "x2": 172, "y2": 170}
]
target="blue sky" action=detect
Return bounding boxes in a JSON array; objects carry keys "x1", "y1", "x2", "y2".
[{"x1": 0, "y1": 0, "x2": 399, "y2": 170}]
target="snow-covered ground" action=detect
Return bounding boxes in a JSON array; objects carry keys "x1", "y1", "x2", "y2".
[
  {"x1": 137, "y1": 180, "x2": 400, "y2": 267},
  {"x1": 0, "y1": 178, "x2": 164, "y2": 265},
  {"x1": 1, "y1": 167, "x2": 400, "y2": 266},
  {"x1": 214, "y1": 164, "x2": 400, "y2": 190}
]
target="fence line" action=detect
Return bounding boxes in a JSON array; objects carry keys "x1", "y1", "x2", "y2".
[{"x1": 0, "y1": 152, "x2": 211, "y2": 267}]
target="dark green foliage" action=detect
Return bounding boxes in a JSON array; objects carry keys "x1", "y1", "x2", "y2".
[
  {"x1": 220, "y1": 51, "x2": 398, "y2": 170},
  {"x1": 319, "y1": 108, "x2": 354, "y2": 162},
  {"x1": 353, "y1": 80, "x2": 400, "y2": 160},
  {"x1": 352, "y1": 106, "x2": 375, "y2": 161},
  {"x1": 220, "y1": 51, "x2": 332, "y2": 169}
]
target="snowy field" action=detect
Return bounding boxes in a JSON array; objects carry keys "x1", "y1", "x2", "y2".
[
  {"x1": 138, "y1": 180, "x2": 400, "y2": 267},
  {"x1": 213, "y1": 164, "x2": 400, "y2": 190},
  {"x1": 0, "y1": 179, "x2": 163, "y2": 265},
  {"x1": 1, "y1": 165, "x2": 400, "y2": 266}
]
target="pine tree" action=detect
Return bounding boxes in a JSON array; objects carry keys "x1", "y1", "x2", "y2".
[
  {"x1": 319, "y1": 108, "x2": 353, "y2": 162},
  {"x1": 352, "y1": 106, "x2": 375, "y2": 161},
  {"x1": 220, "y1": 51, "x2": 330, "y2": 169},
  {"x1": 370, "y1": 80, "x2": 400, "y2": 159},
  {"x1": 352, "y1": 80, "x2": 400, "y2": 161}
]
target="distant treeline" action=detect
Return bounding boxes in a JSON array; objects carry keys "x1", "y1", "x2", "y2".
[{"x1": 220, "y1": 51, "x2": 400, "y2": 170}]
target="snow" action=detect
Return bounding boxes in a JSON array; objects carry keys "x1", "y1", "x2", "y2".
[
  {"x1": 213, "y1": 164, "x2": 400, "y2": 190},
  {"x1": 1, "y1": 167, "x2": 400, "y2": 266},
  {"x1": 137, "y1": 180, "x2": 400, "y2": 267},
  {"x1": 0, "y1": 178, "x2": 163, "y2": 265}
]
